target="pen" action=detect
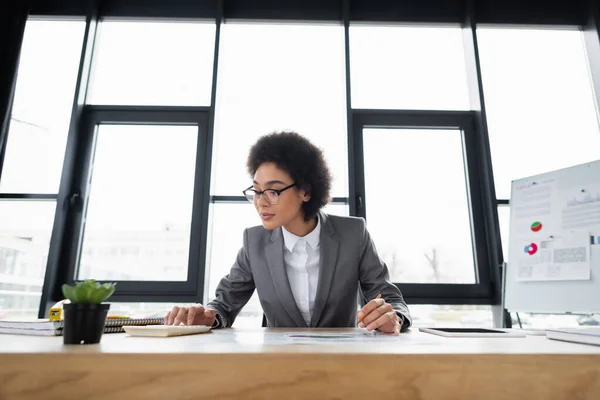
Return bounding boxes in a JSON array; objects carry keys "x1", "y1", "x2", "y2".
[{"x1": 359, "y1": 293, "x2": 381, "y2": 322}]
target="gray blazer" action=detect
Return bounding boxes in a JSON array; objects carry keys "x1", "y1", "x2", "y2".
[{"x1": 207, "y1": 211, "x2": 412, "y2": 330}]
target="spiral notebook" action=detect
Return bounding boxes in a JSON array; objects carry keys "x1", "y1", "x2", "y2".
[
  {"x1": 0, "y1": 325, "x2": 127, "y2": 336},
  {"x1": 0, "y1": 317, "x2": 164, "y2": 336}
]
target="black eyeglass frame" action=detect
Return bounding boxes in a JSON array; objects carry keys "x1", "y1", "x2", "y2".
[{"x1": 242, "y1": 183, "x2": 297, "y2": 204}]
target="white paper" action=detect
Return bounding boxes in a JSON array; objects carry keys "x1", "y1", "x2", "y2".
[
  {"x1": 285, "y1": 332, "x2": 395, "y2": 343},
  {"x1": 517, "y1": 230, "x2": 591, "y2": 281},
  {"x1": 511, "y1": 179, "x2": 559, "y2": 237},
  {"x1": 258, "y1": 331, "x2": 438, "y2": 345},
  {"x1": 561, "y1": 184, "x2": 600, "y2": 230},
  {"x1": 512, "y1": 179, "x2": 556, "y2": 221}
]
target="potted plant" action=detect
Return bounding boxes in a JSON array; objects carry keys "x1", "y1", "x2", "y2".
[{"x1": 61, "y1": 279, "x2": 116, "y2": 344}]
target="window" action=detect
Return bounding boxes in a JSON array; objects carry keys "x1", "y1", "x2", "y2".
[
  {"x1": 0, "y1": 18, "x2": 84, "y2": 319},
  {"x1": 50, "y1": 107, "x2": 210, "y2": 303},
  {"x1": 88, "y1": 20, "x2": 216, "y2": 106},
  {"x1": 478, "y1": 28, "x2": 600, "y2": 200},
  {"x1": 212, "y1": 22, "x2": 348, "y2": 197},
  {"x1": 362, "y1": 128, "x2": 475, "y2": 283},
  {"x1": 349, "y1": 24, "x2": 470, "y2": 110},
  {"x1": 78, "y1": 125, "x2": 198, "y2": 281},
  {"x1": 18, "y1": 11, "x2": 594, "y2": 322},
  {"x1": 509, "y1": 312, "x2": 595, "y2": 329},
  {"x1": 497, "y1": 205, "x2": 510, "y2": 261},
  {"x1": 206, "y1": 203, "x2": 272, "y2": 327},
  {"x1": 205, "y1": 203, "x2": 258, "y2": 306},
  {"x1": 1, "y1": 20, "x2": 85, "y2": 193},
  {"x1": 105, "y1": 302, "x2": 182, "y2": 318},
  {"x1": 352, "y1": 111, "x2": 492, "y2": 303},
  {"x1": 410, "y1": 305, "x2": 493, "y2": 328},
  {"x1": 0, "y1": 201, "x2": 56, "y2": 319},
  {"x1": 207, "y1": 22, "x2": 349, "y2": 325}
]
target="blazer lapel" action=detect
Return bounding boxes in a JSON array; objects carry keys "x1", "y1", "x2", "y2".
[
  {"x1": 265, "y1": 228, "x2": 308, "y2": 327},
  {"x1": 310, "y1": 212, "x2": 339, "y2": 327}
]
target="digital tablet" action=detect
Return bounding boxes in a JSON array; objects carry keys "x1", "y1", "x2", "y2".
[{"x1": 419, "y1": 327, "x2": 526, "y2": 338}]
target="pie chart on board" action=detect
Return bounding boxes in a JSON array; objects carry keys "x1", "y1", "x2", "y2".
[
  {"x1": 524, "y1": 243, "x2": 538, "y2": 255},
  {"x1": 531, "y1": 221, "x2": 543, "y2": 232}
]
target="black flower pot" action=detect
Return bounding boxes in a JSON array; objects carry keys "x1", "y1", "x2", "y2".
[{"x1": 63, "y1": 303, "x2": 110, "y2": 345}]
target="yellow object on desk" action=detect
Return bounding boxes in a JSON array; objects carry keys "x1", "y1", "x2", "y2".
[
  {"x1": 48, "y1": 299, "x2": 70, "y2": 321},
  {"x1": 47, "y1": 300, "x2": 130, "y2": 321},
  {"x1": 48, "y1": 309, "x2": 61, "y2": 321}
]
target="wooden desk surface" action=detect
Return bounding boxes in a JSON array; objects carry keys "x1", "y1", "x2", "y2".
[{"x1": 1, "y1": 328, "x2": 599, "y2": 400}]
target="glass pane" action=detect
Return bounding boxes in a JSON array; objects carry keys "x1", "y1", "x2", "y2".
[
  {"x1": 78, "y1": 125, "x2": 198, "y2": 281},
  {"x1": 409, "y1": 305, "x2": 493, "y2": 328},
  {"x1": 0, "y1": 20, "x2": 85, "y2": 193},
  {"x1": 322, "y1": 203, "x2": 349, "y2": 217},
  {"x1": 206, "y1": 202, "x2": 262, "y2": 327},
  {"x1": 212, "y1": 23, "x2": 348, "y2": 197},
  {"x1": 509, "y1": 312, "x2": 591, "y2": 329},
  {"x1": 478, "y1": 28, "x2": 600, "y2": 199},
  {"x1": 88, "y1": 21, "x2": 215, "y2": 106},
  {"x1": 363, "y1": 128, "x2": 475, "y2": 283},
  {"x1": 107, "y1": 302, "x2": 182, "y2": 318},
  {"x1": 350, "y1": 25, "x2": 470, "y2": 110},
  {"x1": 0, "y1": 201, "x2": 56, "y2": 319},
  {"x1": 497, "y1": 206, "x2": 510, "y2": 262}
]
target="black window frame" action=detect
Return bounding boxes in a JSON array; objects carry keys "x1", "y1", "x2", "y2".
[
  {"x1": 351, "y1": 110, "x2": 494, "y2": 304},
  {"x1": 37, "y1": 11, "x2": 222, "y2": 313},
  {"x1": 55, "y1": 106, "x2": 212, "y2": 303}
]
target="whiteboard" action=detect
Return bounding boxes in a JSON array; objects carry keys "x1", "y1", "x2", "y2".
[{"x1": 505, "y1": 160, "x2": 600, "y2": 314}]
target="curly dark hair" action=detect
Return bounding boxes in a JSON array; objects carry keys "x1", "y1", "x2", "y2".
[{"x1": 247, "y1": 131, "x2": 332, "y2": 221}]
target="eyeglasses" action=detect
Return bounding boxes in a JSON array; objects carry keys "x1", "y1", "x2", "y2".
[{"x1": 242, "y1": 183, "x2": 297, "y2": 205}]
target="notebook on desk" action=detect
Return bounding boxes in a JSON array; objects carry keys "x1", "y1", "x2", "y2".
[
  {"x1": 0, "y1": 317, "x2": 164, "y2": 336},
  {"x1": 0, "y1": 325, "x2": 126, "y2": 336},
  {"x1": 546, "y1": 328, "x2": 600, "y2": 346}
]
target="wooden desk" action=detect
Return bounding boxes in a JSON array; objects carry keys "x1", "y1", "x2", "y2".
[{"x1": 1, "y1": 328, "x2": 599, "y2": 399}]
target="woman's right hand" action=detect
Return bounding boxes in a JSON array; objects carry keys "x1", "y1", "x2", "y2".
[{"x1": 164, "y1": 304, "x2": 217, "y2": 326}]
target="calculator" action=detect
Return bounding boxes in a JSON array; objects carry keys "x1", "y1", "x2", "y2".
[{"x1": 123, "y1": 325, "x2": 211, "y2": 337}]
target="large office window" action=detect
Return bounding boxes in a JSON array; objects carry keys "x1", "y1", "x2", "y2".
[
  {"x1": 349, "y1": 23, "x2": 492, "y2": 325},
  {"x1": 363, "y1": 128, "x2": 475, "y2": 284},
  {"x1": 9, "y1": 6, "x2": 599, "y2": 330},
  {"x1": 349, "y1": 24, "x2": 470, "y2": 110},
  {"x1": 46, "y1": 20, "x2": 216, "y2": 307},
  {"x1": 351, "y1": 111, "x2": 492, "y2": 312},
  {"x1": 497, "y1": 206, "x2": 510, "y2": 261},
  {"x1": 478, "y1": 28, "x2": 600, "y2": 264},
  {"x1": 0, "y1": 202, "x2": 56, "y2": 319},
  {"x1": 1, "y1": 20, "x2": 85, "y2": 194},
  {"x1": 209, "y1": 22, "x2": 349, "y2": 326},
  {"x1": 78, "y1": 125, "x2": 198, "y2": 281},
  {"x1": 88, "y1": 20, "x2": 216, "y2": 106},
  {"x1": 0, "y1": 19, "x2": 85, "y2": 318},
  {"x1": 212, "y1": 22, "x2": 348, "y2": 196},
  {"x1": 479, "y1": 28, "x2": 600, "y2": 200}
]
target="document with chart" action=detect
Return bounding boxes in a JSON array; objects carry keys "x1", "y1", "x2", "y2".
[{"x1": 511, "y1": 178, "x2": 594, "y2": 282}]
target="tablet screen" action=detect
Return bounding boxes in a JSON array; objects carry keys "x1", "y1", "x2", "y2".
[{"x1": 432, "y1": 328, "x2": 506, "y2": 334}]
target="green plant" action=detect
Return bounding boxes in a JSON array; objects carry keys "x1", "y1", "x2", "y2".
[{"x1": 62, "y1": 279, "x2": 116, "y2": 304}]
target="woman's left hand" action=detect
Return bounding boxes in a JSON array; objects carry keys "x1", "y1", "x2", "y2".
[{"x1": 357, "y1": 298, "x2": 400, "y2": 335}]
